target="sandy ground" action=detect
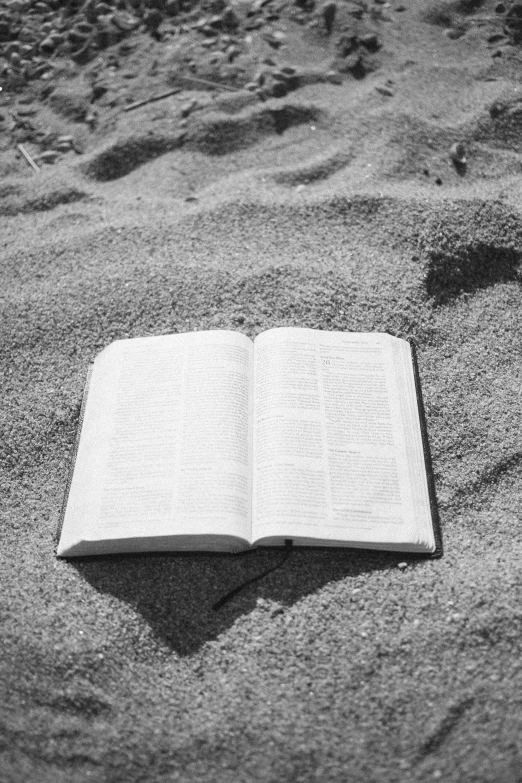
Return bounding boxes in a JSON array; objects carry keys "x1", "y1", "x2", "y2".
[{"x1": 2, "y1": 0, "x2": 522, "y2": 780}]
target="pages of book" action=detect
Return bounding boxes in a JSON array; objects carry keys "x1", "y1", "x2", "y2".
[
  {"x1": 57, "y1": 331, "x2": 254, "y2": 556},
  {"x1": 57, "y1": 328, "x2": 438, "y2": 557},
  {"x1": 251, "y1": 329, "x2": 435, "y2": 553}
]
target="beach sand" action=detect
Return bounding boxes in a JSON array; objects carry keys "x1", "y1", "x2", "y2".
[{"x1": 1, "y1": 0, "x2": 522, "y2": 780}]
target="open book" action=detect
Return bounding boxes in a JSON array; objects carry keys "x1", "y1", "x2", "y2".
[{"x1": 57, "y1": 328, "x2": 441, "y2": 557}]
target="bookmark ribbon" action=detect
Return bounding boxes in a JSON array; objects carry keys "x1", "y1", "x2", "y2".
[{"x1": 212, "y1": 540, "x2": 293, "y2": 610}]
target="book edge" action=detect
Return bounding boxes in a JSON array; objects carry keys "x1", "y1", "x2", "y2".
[
  {"x1": 55, "y1": 364, "x2": 94, "y2": 554},
  {"x1": 408, "y1": 340, "x2": 443, "y2": 558}
]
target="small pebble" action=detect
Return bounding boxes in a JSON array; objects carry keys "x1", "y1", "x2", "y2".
[
  {"x1": 37, "y1": 150, "x2": 59, "y2": 163},
  {"x1": 358, "y1": 32, "x2": 379, "y2": 50},
  {"x1": 325, "y1": 70, "x2": 343, "y2": 84},
  {"x1": 445, "y1": 27, "x2": 466, "y2": 39},
  {"x1": 181, "y1": 100, "x2": 198, "y2": 117},
  {"x1": 16, "y1": 105, "x2": 37, "y2": 116},
  {"x1": 449, "y1": 141, "x2": 466, "y2": 164}
]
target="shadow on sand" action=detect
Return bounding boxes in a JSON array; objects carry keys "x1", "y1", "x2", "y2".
[{"x1": 74, "y1": 548, "x2": 405, "y2": 656}]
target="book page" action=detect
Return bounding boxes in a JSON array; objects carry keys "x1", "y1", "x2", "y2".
[
  {"x1": 252, "y1": 328, "x2": 434, "y2": 550},
  {"x1": 58, "y1": 331, "x2": 253, "y2": 554}
]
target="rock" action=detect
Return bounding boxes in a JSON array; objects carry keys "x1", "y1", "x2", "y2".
[
  {"x1": 76, "y1": 21, "x2": 95, "y2": 35},
  {"x1": 325, "y1": 70, "x2": 342, "y2": 84},
  {"x1": 358, "y1": 32, "x2": 379, "y2": 50},
  {"x1": 16, "y1": 105, "x2": 37, "y2": 115},
  {"x1": 92, "y1": 83, "x2": 108, "y2": 101},
  {"x1": 181, "y1": 99, "x2": 198, "y2": 117},
  {"x1": 268, "y1": 79, "x2": 288, "y2": 97},
  {"x1": 321, "y1": 1, "x2": 337, "y2": 32},
  {"x1": 445, "y1": 27, "x2": 466, "y2": 39},
  {"x1": 33, "y1": 62, "x2": 52, "y2": 78},
  {"x1": 112, "y1": 11, "x2": 140, "y2": 32},
  {"x1": 37, "y1": 150, "x2": 59, "y2": 163},
  {"x1": 67, "y1": 28, "x2": 91, "y2": 46},
  {"x1": 209, "y1": 14, "x2": 225, "y2": 29},
  {"x1": 487, "y1": 32, "x2": 506, "y2": 43},
  {"x1": 39, "y1": 36, "x2": 57, "y2": 54},
  {"x1": 118, "y1": 40, "x2": 137, "y2": 54},
  {"x1": 338, "y1": 52, "x2": 363, "y2": 75},
  {"x1": 272, "y1": 69, "x2": 299, "y2": 91},
  {"x1": 94, "y1": 3, "x2": 113, "y2": 15},
  {"x1": 226, "y1": 44, "x2": 241, "y2": 60},
  {"x1": 263, "y1": 30, "x2": 286, "y2": 48},
  {"x1": 449, "y1": 141, "x2": 466, "y2": 164}
]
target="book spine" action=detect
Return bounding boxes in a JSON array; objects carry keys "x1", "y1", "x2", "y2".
[
  {"x1": 408, "y1": 340, "x2": 443, "y2": 558},
  {"x1": 54, "y1": 365, "x2": 94, "y2": 549}
]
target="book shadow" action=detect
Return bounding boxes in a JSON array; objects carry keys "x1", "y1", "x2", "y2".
[{"x1": 73, "y1": 548, "x2": 411, "y2": 656}]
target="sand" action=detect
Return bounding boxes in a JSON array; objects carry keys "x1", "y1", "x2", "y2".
[{"x1": 2, "y1": 0, "x2": 522, "y2": 780}]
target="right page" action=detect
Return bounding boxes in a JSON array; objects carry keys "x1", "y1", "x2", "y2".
[{"x1": 252, "y1": 328, "x2": 436, "y2": 553}]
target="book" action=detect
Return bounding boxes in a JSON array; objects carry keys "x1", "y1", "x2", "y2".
[{"x1": 56, "y1": 328, "x2": 441, "y2": 557}]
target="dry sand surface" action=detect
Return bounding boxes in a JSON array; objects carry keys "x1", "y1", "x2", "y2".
[{"x1": 2, "y1": 0, "x2": 522, "y2": 780}]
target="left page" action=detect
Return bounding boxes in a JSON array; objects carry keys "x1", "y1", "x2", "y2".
[{"x1": 57, "y1": 331, "x2": 254, "y2": 556}]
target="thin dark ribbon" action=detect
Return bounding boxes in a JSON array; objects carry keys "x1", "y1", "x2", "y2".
[{"x1": 212, "y1": 540, "x2": 293, "y2": 610}]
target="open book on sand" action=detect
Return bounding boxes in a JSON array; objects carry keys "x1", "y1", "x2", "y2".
[{"x1": 57, "y1": 328, "x2": 441, "y2": 557}]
